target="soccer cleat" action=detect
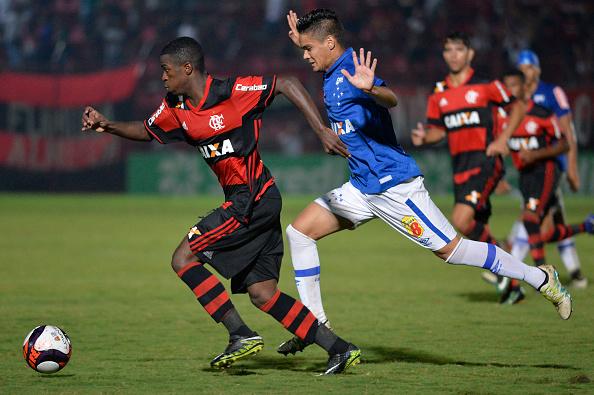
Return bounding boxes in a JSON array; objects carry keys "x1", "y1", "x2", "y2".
[
  {"x1": 568, "y1": 273, "x2": 588, "y2": 289},
  {"x1": 210, "y1": 334, "x2": 264, "y2": 368},
  {"x1": 584, "y1": 214, "x2": 594, "y2": 234},
  {"x1": 538, "y1": 265, "x2": 572, "y2": 320},
  {"x1": 481, "y1": 271, "x2": 498, "y2": 286},
  {"x1": 277, "y1": 320, "x2": 331, "y2": 356},
  {"x1": 323, "y1": 344, "x2": 361, "y2": 375},
  {"x1": 277, "y1": 336, "x2": 308, "y2": 356},
  {"x1": 501, "y1": 286, "x2": 525, "y2": 305}
]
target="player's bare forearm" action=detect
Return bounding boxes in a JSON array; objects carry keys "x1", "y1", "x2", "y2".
[
  {"x1": 275, "y1": 75, "x2": 349, "y2": 157},
  {"x1": 103, "y1": 121, "x2": 152, "y2": 141},
  {"x1": 559, "y1": 113, "x2": 580, "y2": 190},
  {"x1": 275, "y1": 75, "x2": 326, "y2": 133},
  {"x1": 531, "y1": 138, "x2": 569, "y2": 162},
  {"x1": 364, "y1": 85, "x2": 398, "y2": 108},
  {"x1": 500, "y1": 100, "x2": 526, "y2": 141},
  {"x1": 424, "y1": 127, "x2": 446, "y2": 144}
]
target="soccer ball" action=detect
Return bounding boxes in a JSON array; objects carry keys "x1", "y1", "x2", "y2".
[{"x1": 23, "y1": 325, "x2": 72, "y2": 373}]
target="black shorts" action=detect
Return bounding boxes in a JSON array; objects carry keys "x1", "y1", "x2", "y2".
[
  {"x1": 519, "y1": 161, "x2": 560, "y2": 219},
  {"x1": 453, "y1": 157, "x2": 504, "y2": 223},
  {"x1": 187, "y1": 185, "x2": 283, "y2": 294}
]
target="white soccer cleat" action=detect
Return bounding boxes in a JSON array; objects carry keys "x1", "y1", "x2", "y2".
[{"x1": 538, "y1": 265, "x2": 572, "y2": 320}]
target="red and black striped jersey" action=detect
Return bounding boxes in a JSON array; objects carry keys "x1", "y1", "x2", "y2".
[
  {"x1": 425, "y1": 68, "x2": 513, "y2": 174},
  {"x1": 144, "y1": 74, "x2": 277, "y2": 220},
  {"x1": 508, "y1": 100, "x2": 562, "y2": 171}
]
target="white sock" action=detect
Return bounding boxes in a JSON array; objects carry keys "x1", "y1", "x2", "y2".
[
  {"x1": 558, "y1": 238, "x2": 581, "y2": 274},
  {"x1": 507, "y1": 219, "x2": 523, "y2": 246},
  {"x1": 511, "y1": 221, "x2": 530, "y2": 261},
  {"x1": 446, "y1": 238, "x2": 546, "y2": 290},
  {"x1": 286, "y1": 224, "x2": 329, "y2": 325}
]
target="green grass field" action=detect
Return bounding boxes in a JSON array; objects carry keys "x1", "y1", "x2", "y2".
[{"x1": 1, "y1": 193, "x2": 593, "y2": 394}]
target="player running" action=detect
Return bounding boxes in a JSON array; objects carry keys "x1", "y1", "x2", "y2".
[
  {"x1": 505, "y1": 50, "x2": 592, "y2": 288},
  {"x1": 277, "y1": 9, "x2": 572, "y2": 356},
  {"x1": 81, "y1": 37, "x2": 360, "y2": 375},
  {"x1": 502, "y1": 69, "x2": 593, "y2": 270},
  {"x1": 412, "y1": 31, "x2": 529, "y2": 303}
]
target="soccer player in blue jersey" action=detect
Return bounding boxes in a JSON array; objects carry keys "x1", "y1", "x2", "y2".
[
  {"x1": 277, "y1": 9, "x2": 573, "y2": 355},
  {"x1": 506, "y1": 50, "x2": 592, "y2": 288}
]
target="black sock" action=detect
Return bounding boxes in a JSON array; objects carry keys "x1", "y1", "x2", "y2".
[
  {"x1": 221, "y1": 309, "x2": 252, "y2": 337},
  {"x1": 328, "y1": 337, "x2": 350, "y2": 355}
]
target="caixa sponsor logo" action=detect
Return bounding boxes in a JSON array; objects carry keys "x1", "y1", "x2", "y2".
[
  {"x1": 444, "y1": 111, "x2": 480, "y2": 129},
  {"x1": 330, "y1": 119, "x2": 355, "y2": 135},
  {"x1": 148, "y1": 102, "x2": 166, "y2": 126},
  {"x1": 235, "y1": 84, "x2": 267, "y2": 91},
  {"x1": 198, "y1": 139, "x2": 235, "y2": 158},
  {"x1": 508, "y1": 136, "x2": 540, "y2": 151}
]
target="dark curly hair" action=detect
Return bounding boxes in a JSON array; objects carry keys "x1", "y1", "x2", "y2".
[
  {"x1": 160, "y1": 36, "x2": 205, "y2": 73},
  {"x1": 444, "y1": 31, "x2": 471, "y2": 49}
]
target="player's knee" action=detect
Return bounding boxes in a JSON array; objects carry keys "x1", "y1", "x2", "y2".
[
  {"x1": 171, "y1": 247, "x2": 191, "y2": 273},
  {"x1": 248, "y1": 283, "x2": 278, "y2": 308},
  {"x1": 286, "y1": 224, "x2": 315, "y2": 245},
  {"x1": 452, "y1": 216, "x2": 473, "y2": 235}
]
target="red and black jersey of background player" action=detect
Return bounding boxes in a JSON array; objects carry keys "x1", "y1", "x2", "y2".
[
  {"x1": 144, "y1": 74, "x2": 277, "y2": 220},
  {"x1": 508, "y1": 100, "x2": 562, "y2": 171},
  {"x1": 425, "y1": 68, "x2": 513, "y2": 175}
]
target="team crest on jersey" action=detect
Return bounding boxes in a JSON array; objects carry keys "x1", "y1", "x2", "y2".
[
  {"x1": 335, "y1": 76, "x2": 344, "y2": 86},
  {"x1": 526, "y1": 198, "x2": 540, "y2": 211},
  {"x1": 209, "y1": 114, "x2": 225, "y2": 131},
  {"x1": 465, "y1": 89, "x2": 479, "y2": 104},
  {"x1": 331, "y1": 119, "x2": 355, "y2": 135},
  {"x1": 444, "y1": 111, "x2": 480, "y2": 129},
  {"x1": 465, "y1": 191, "x2": 481, "y2": 204},
  {"x1": 402, "y1": 216, "x2": 424, "y2": 238},
  {"x1": 525, "y1": 120, "x2": 538, "y2": 134},
  {"x1": 198, "y1": 139, "x2": 235, "y2": 158},
  {"x1": 439, "y1": 97, "x2": 448, "y2": 107}
]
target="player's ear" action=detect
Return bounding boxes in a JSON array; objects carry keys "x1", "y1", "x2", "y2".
[
  {"x1": 184, "y1": 62, "x2": 193, "y2": 76},
  {"x1": 326, "y1": 35, "x2": 336, "y2": 51},
  {"x1": 468, "y1": 48, "x2": 475, "y2": 62}
]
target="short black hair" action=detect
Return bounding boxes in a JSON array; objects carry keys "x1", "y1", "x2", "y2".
[
  {"x1": 502, "y1": 68, "x2": 525, "y2": 82},
  {"x1": 444, "y1": 31, "x2": 471, "y2": 48},
  {"x1": 160, "y1": 37, "x2": 205, "y2": 73},
  {"x1": 296, "y1": 9, "x2": 344, "y2": 45}
]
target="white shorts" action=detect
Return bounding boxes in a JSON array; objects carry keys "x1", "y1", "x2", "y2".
[{"x1": 314, "y1": 176, "x2": 458, "y2": 251}]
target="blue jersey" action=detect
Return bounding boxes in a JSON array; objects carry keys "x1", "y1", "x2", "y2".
[
  {"x1": 323, "y1": 48, "x2": 422, "y2": 194},
  {"x1": 532, "y1": 81, "x2": 572, "y2": 171}
]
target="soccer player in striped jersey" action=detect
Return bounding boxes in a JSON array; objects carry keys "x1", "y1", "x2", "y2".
[
  {"x1": 82, "y1": 36, "x2": 360, "y2": 374},
  {"x1": 502, "y1": 69, "x2": 592, "y2": 273},
  {"x1": 277, "y1": 9, "x2": 573, "y2": 356},
  {"x1": 506, "y1": 50, "x2": 592, "y2": 288}
]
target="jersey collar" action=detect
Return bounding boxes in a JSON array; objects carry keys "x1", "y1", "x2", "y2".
[
  {"x1": 324, "y1": 47, "x2": 353, "y2": 78},
  {"x1": 185, "y1": 74, "x2": 213, "y2": 111},
  {"x1": 445, "y1": 67, "x2": 474, "y2": 88}
]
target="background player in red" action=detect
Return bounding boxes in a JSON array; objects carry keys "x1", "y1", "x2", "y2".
[
  {"x1": 503, "y1": 69, "x2": 594, "y2": 274},
  {"x1": 411, "y1": 32, "x2": 526, "y2": 302},
  {"x1": 81, "y1": 36, "x2": 360, "y2": 375}
]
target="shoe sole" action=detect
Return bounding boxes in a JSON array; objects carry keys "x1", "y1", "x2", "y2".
[{"x1": 211, "y1": 342, "x2": 264, "y2": 369}]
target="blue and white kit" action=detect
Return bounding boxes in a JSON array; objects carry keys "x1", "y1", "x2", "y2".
[{"x1": 315, "y1": 48, "x2": 457, "y2": 251}]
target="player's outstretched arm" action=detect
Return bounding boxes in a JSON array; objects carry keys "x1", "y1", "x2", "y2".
[
  {"x1": 519, "y1": 136, "x2": 569, "y2": 166},
  {"x1": 275, "y1": 75, "x2": 349, "y2": 158},
  {"x1": 411, "y1": 122, "x2": 446, "y2": 146},
  {"x1": 81, "y1": 106, "x2": 151, "y2": 141},
  {"x1": 486, "y1": 100, "x2": 526, "y2": 156},
  {"x1": 341, "y1": 48, "x2": 398, "y2": 108},
  {"x1": 558, "y1": 113, "x2": 580, "y2": 191}
]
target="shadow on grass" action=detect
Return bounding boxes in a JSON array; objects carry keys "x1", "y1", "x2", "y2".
[
  {"x1": 39, "y1": 374, "x2": 76, "y2": 378},
  {"x1": 457, "y1": 291, "x2": 499, "y2": 303},
  {"x1": 200, "y1": 355, "x2": 325, "y2": 375},
  {"x1": 361, "y1": 345, "x2": 578, "y2": 370}
]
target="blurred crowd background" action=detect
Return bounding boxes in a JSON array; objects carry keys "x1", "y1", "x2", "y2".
[{"x1": 0, "y1": 0, "x2": 593, "y2": 192}]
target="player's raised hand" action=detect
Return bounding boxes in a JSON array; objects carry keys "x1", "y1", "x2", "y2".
[
  {"x1": 318, "y1": 127, "x2": 350, "y2": 158},
  {"x1": 411, "y1": 122, "x2": 427, "y2": 146},
  {"x1": 287, "y1": 10, "x2": 301, "y2": 47},
  {"x1": 341, "y1": 48, "x2": 377, "y2": 92},
  {"x1": 81, "y1": 106, "x2": 108, "y2": 133}
]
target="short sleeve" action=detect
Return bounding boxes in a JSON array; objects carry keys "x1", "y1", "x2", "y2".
[
  {"x1": 143, "y1": 98, "x2": 185, "y2": 144},
  {"x1": 426, "y1": 93, "x2": 444, "y2": 129},
  {"x1": 486, "y1": 80, "x2": 513, "y2": 106},
  {"x1": 551, "y1": 86, "x2": 571, "y2": 118},
  {"x1": 231, "y1": 75, "x2": 277, "y2": 116}
]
